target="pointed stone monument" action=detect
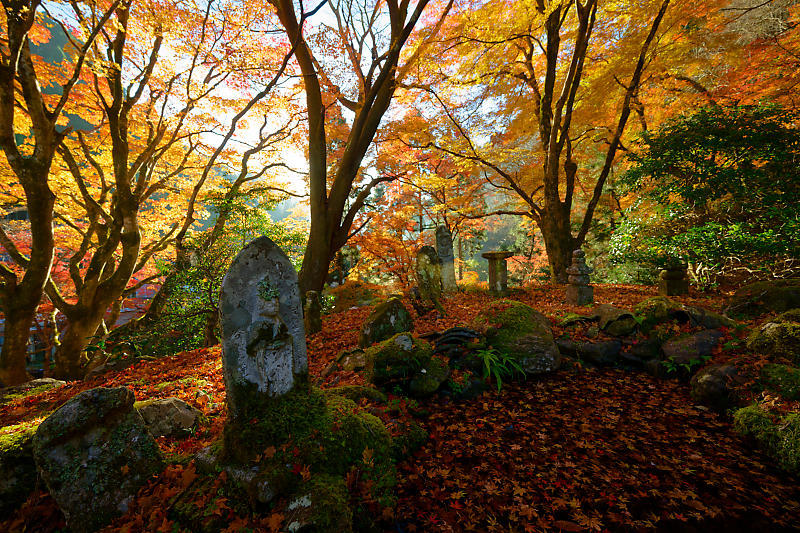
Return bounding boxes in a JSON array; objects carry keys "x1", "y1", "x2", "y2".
[
  {"x1": 566, "y1": 249, "x2": 593, "y2": 306},
  {"x1": 416, "y1": 246, "x2": 445, "y2": 314},
  {"x1": 435, "y1": 226, "x2": 458, "y2": 292},
  {"x1": 219, "y1": 236, "x2": 308, "y2": 421}
]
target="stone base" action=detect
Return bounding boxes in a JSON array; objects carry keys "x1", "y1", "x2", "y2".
[
  {"x1": 566, "y1": 285, "x2": 594, "y2": 306},
  {"x1": 659, "y1": 278, "x2": 689, "y2": 297}
]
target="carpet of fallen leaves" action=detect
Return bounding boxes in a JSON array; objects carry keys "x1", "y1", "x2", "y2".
[{"x1": 3, "y1": 283, "x2": 800, "y2": 532}]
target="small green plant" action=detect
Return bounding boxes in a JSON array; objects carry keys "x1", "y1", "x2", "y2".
[
  {"x1": 258, "y1": 278, "x2": 280, "y2": 301},
  {"x1": 661, "y1": 354, "x2": 711, "y2": 374},
  {"x1": 476, "y1": 347, "x2": 525, "y2": 391}
]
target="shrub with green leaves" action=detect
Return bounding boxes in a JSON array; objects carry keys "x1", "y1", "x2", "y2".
[{"x1": 611, "y1": 103, "x2": 800, "y2": 286}]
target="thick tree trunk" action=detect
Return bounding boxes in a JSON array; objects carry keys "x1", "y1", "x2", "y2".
[
  {"x1": 0, "y1": 312, "x2": 34, "y2": 385},
  {"x1": 53, "y1": 315, "x2": 100, "y2": 380},
  {"x1": 539, "y1": 207, "x2": 575, "y2": 284}
]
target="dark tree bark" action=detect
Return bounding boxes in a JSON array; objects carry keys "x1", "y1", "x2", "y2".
[
  {"x1": 0, "y1": 0, "x2": 118, "y2": 384},
  {"x1": 268, "y1": 0, "x2": 453, "y2": 307}
]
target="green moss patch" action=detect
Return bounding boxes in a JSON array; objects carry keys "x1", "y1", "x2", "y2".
[
  {"x1": 364, "y1": 333, "x2": 432, "y2": 387},
  {"x1": 760, "y1": 364, "x2": 800, "y2": 400},
  {"x1": 733, "y1": 403, "x2": 800, "y2": 474}
]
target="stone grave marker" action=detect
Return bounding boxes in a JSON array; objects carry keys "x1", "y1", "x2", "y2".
[
  {"x1": 435, "y1": 226, "x2": 458, "y2": 292},
  {"x1": 416, "y1": 246, "x2": 445, "y2": 313},
  {"x1": 219, "y1": 236, "x2": 308, "y2": 422}
]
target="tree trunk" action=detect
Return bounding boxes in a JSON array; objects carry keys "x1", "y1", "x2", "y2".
[
  {"x1": 202, "y1": 310, "x2": 219, "y2": 347},
  {"x1": 0, "y1": 311, "x2": 34, "y2": 385},
  {"x1": 539, "y1": 207, "x2": 575, "y2": 284},
  {"x1": 53, "y1": 315, "x2": 101, "y2": 380}
]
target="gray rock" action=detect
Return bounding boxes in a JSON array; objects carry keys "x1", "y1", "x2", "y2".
[
  {"x1": 219, "y1": 236, "x2": 308, "y2": 422},
  {"x1": 593, "y1": 304, "x2": 637, "y2": 336},
  {"x1": 557, "y1": 339, "x2": 621, "y2": 366},
  {"x1": 690, "y1": 364, "x2": 741, "y2": 411},
  {"x1": 358, "y1": 296, "x2": 414, "y2": 348},
  {"x1": 33, "y1": 387, "x2": 163, "y2": 533},
  {"x1": 436, "y1": 226, "x2": 458, "y2": 293},
  {"x1": 634, "y1": 296, "x2": 735, "y2": 332},
  {"x1": 661, "y1": 329, "x2": 724, "y2": 365},
  {"x1": 747, "y1": 319, "x2": 800, "y2": 361},
  {"x1": 137, "y1": 397, "x2": 205, "y2": 437},
  {"x1": 626, "y1": 338, "x2": 663, "y2": 363}
]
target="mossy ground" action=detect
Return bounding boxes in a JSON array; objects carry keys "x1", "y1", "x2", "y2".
[
  {"x1": 221, "y1": 384, "x2": 397, "y2": 530},
  {"x1": 760, "y1": 364, "x2": 800, "y2": 400},
  {"x1": 733, "y1": 403, "x2": 800, "y2": 474}
]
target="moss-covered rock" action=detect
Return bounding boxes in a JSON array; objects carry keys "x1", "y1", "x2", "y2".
[
  {"x1": 747, "y1": 320, "x2": 800, "y2": 361},
  {"x1": 364, "y1": 333, "x2": 433, "y2": 387},
  {"x1": 408, "y1": 357, "x2": 450, "y2": 398},
  {"x1": 726, "y1": 279, "x2": 800, "y2": 318},
  {"x1": 0, "y1": 378, "x2": 66, "y2": 406},
  {"x1": 33, "y1": 387, "x2": 164, "y2": 533},
  {"x1": 0, "y1": 420, "x2": 39, "y2": 516},
  {"x1": 733, "y1": 403, "x2": 800, "y2": 474},
  {"x1": 390, "y1": 421, "x2": 428, "y2": 461},
  {"x1": 634, "y1": 297, "x2": 736, "y2": 333},
  {"x1": 472, "y1": 300, "x2": 560, "y2": 375},
  {"x1": 220, "y1": 385, "x2": 396, "y2": 530},
  {"x1": 593, "y1": 304, "x2": 637, "y2": 337},
  {"x1": 760, "y1": 364, "x2": 800, "y2": 400},
  {"x1": 285, "y1": 474, "x2": 353, "y2": 533},
  {"x1": 358, "y1": 297, "x2": 414, "y2": 348},
  {"x1": 324, "y1": 385, "x2": 387, "y2": 404},
  {"x1": 136, "y1": 397, "x2": 207, "y2": 438}
]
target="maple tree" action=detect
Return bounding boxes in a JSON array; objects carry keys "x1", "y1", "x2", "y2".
[
  {"x1": 0, "y1": 0, "x2": 124, "y2": 385},
  {"x1": 267, "y1": 0, "x2": 455, "y2": 308},
  {"x1": 403, "y1": 0, "x2": 695, "y2": 283},
  {"x1": 1, "y1": 0, "x2": 300, "y2": 380}
]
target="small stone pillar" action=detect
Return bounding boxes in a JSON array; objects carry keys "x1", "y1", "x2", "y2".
[
  {"x1": 482, "y1": 251, "x2": 514, "y2": 296},
  {"x1": 566, "y1": 249, "x2": 593, "y2": 306},
  {"x1": 435, "y1": 226, "x2": 457, "y2": 292},
  {"x1": 304, "y1": 290, "x2": 322, "y2": 335},
  {"x1": 659, "y1": 261, "x2": 689, "y2": 296}
]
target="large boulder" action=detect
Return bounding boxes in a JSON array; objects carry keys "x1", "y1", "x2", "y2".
[
  {"x1": 136, "y1": 397, "x2": 206, "y2": 438},
  {"x1": 690, "y1": 364, "x2": 742, "y2": 411},
  {"x1": 747, "y1": 312, "x2": 800, "y2": 361},
  {"x1": 725, "y1": 279, "x2": 800, "y2": 318},
  {"x1": 33, "y1": 387, "x2": 164, "y2": 533},
  {"x1": 358, "y1": 296, "x2": 414, "y2": 348},
  {"x1": 364, "y1": 333, "x2": 433, "y2": 387},
  {"x1": 0, "y1": 421, "x2": 39, "y2": 516},
  {"x1": 473, "y1": 300, "x2": 561, "y2": 375}
]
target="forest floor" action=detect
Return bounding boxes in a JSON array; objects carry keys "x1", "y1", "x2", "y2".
[{"x1": 2, "y1": 284, "x2": 800, "y2": 532}]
